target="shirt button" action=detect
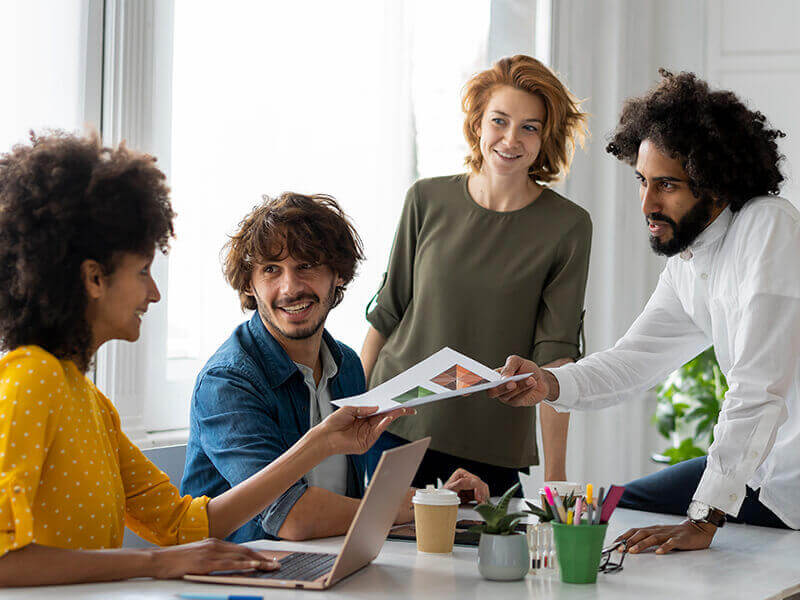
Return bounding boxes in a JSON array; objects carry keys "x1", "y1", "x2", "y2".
[
  {"x1": 700, "y1": 273, "x2": 709, "y2": 280},
  {"x1": 13, "y1": 486, "x2": 22, "y2": 494},
  {"x1": 729, "y1": 493, "x2": 737, "y2": 502}
]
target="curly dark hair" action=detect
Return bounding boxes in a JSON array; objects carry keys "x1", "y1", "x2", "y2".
[
  {"x1": 224, "y1": 192, "x2": 364, "y2": 311},
  {"x1": 0, "y1": 131, "x2": 175, "y2": 369},
  {"x1": 606, "y1": 69, "x2": 785, "y2": 212}
]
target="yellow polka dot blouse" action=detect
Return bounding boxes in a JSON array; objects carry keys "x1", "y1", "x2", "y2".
[{"x1": 0, "y1": 346, "x2": 209, "y2": 556}]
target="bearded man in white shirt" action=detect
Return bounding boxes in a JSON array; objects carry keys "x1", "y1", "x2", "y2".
[{"x1": 490, "y1": 69, "x2": 798, "y2": 553}]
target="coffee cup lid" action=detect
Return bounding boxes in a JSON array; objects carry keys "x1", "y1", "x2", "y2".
[{"x1": 412, "y1": 485, "x2": 459, "y2": 506}]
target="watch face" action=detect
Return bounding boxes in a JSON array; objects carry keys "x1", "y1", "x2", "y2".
[{"x1": 688, "y1": 501, "x2": 709, "y2": 521}]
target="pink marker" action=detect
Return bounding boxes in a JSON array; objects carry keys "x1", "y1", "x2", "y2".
[
  {"x1": 544, "y1": 486, "x2": 562, "y2": 523},
  {"x1": 575, "y1": 497, "x2": 583, "y2": 525}
]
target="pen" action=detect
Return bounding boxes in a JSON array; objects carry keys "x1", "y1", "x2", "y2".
[
  {"x1": 586, "y1": 483, "x2": 594, "y2": 524},
  {"x1": 178, "y1": 594, "x2": 263, "y2": 600},
  {"x1": 594, "y1": 486, "x2": 605, "y2": 525},
  {"x1": 544, "y1": 486, "x2": 561, "y2": 523},
  {"x1": 552, "y1": 489, "x2": 568, "y2": 523},
  {"x1": 574, "y1": 497, "x2": 583, "y2": 525}
]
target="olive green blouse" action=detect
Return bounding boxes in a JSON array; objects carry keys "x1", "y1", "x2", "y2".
[{"x1": 366, "y1": 174, "x2": 592, "y2": 468}]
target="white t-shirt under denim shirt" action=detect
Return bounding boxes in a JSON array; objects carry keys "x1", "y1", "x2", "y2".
[
  {"x1": 295, "y1": 340, "x2": 347, "y2": 496},
  {"x1": 550, "y1": 197, "x2": 800, "y2": 528}
]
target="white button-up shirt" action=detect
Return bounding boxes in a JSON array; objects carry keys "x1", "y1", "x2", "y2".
[{"x1": 550, "y1": 197, "x2": 800, "y2": 528}]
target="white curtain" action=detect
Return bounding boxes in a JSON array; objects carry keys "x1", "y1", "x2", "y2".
[{"x1": 521, "y1": 0, "x2": 709, "y2": 495}]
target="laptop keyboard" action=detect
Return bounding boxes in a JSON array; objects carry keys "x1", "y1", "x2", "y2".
[{"x1": 247, "y1": 552, "x2": 337, "y2": 581}]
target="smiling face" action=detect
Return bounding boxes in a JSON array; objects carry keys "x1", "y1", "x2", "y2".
[
  {"x1": 478, "y1": 85, "x2": 546, "y2": 178},
  {"x1": 86, "y1": 251, "x2": 161, "y2": 347},
  {"x1": 636, "y1": 139, "x2": 721, "y2": 256},
  {"x1": 247, "y1": 250, "x2": 342, "y2": 344}
]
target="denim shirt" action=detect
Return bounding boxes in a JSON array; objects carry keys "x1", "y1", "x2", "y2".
[{"x1": 180, "y1": 313, "x2": 370, "y2": 542}]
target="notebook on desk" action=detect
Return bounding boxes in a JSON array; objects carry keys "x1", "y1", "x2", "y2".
[{"x1": 184, "y1": 437, "x2": 430, "y2": 591}]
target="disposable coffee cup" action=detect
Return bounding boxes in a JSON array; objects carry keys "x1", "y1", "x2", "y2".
[{"x1": 412, "y1": 485, "x2": 459, "y2": 553}]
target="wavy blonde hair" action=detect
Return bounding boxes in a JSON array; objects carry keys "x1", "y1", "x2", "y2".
[{"x1": 462, "y1": 55, "x2": 588, "y2": 183}]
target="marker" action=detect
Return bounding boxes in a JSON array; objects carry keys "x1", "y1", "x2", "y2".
[
  {"x1": 544, "y1": 486, "x2": 562, "y2": 523},
  {"x1": 552, "y1": 489, "x2": 568, "y2": 523},
  {"x1": 600, "y1": 485, "x2": 625, "y2": 523},
  {"x1": 594, "y1": 486, "x2": 605, "y2": 525},
  {"x1": 178, "y1": 594, "x2": 263, "y2": 600},
  {"x1": 574, "y1": 497, "x2": 583, "y2": 525},
  {"x1": 566, "y1": 508, "x2": 574, "y2": 525}
]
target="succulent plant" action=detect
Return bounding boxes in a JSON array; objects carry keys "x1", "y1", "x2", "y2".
[
  {"x1": 468, "y1": 483, "x2": 527, "y2": 535},
  {"x1": 524, "y1": 491, "x2": 578, "y2": 523}
]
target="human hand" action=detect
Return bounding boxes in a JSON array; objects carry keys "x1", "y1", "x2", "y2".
[
  {"x1": 149, "y1": 538, "x2": 280, "y2": 579},
  {"x1": 615, "y1": 520, "x2": 717, "y2": 554},
  {"x1": 486, "y1": 355, "x2": 550, "y2": 407},
  {"x1": 443, "y1": 468, "x2": 490, "y2": 504},
  {"x1": 317, "y1": 405, "x2": 416, "y2": 456},
  {"x1": 394, "y1": 487, "x2": 416, "y2": 524}
]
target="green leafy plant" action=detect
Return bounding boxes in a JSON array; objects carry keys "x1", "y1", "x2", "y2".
[
  {"x1": 468, "y1": 483, "x2": 526, "y2": 535},
  {"x1": 523, "y1": 491, "x2": 577, "y2": 523},
  {"x1": 654, "y1": 347, "x2": 727, "y2": 464}
]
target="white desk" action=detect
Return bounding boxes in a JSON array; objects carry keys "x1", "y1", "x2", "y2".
[{"x1": 4, "y1": 505, "x2": 799, "y2": 599}]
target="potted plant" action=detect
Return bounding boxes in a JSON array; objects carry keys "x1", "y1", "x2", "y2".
[
  {"x1": 470, "y1": 483, "x2": 529, "y2": 581},
  {"x1": 653, "y1": 347, "x2": 727, "y2": 464}
]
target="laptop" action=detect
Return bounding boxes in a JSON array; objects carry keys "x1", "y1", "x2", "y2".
[{"x1": 184, "y1": 436, "x2": 430, "y2": 590}]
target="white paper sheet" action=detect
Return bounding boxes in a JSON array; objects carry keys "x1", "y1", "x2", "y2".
[{"x1": 332, "y1": 347, "x2": 532, "y2": 415}]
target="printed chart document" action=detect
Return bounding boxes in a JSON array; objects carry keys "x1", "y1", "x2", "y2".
[{"x1": 332, "y1": 347, "x2": 531, "y2": 415}]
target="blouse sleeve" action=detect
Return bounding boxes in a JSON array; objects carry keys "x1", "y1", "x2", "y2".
[
  {"x1": 97, "y1": 394, "x2": 210, "y2": 546},
  {"x1": 531, "y1": 211, "x2": 593, "y2": 366},
  {"x1": 366, "y1": 183, "x2": 422, "y2": 339},
  {"x1": 0, "y1": 353, "x2": 65, "y2": 556}
]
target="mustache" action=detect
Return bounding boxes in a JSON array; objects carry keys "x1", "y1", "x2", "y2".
[
  {"x1": 273, "y1": 293, "x2": 318, "y2": 309},
  {"x1": 646, "y1": 212, "x2": 677, "y2": 230}
]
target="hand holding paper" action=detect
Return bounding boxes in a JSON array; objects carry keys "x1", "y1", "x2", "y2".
[{"x1": 332, "y1": 347, "x2": 531, "y2": 415}]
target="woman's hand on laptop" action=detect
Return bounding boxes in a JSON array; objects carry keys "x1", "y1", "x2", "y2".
[
  {"x1": 150, "y1": 538, "x2": 280, "y2": 579},
  {"x1": 487, "y1": 355, "x2": 552, "y2": 407},
  {"x1": 443, "y1": 469, "x2": 490, "y2": 504},
  {"x1": 317, "y1": 406, "x2": 416, "y2": 456}
]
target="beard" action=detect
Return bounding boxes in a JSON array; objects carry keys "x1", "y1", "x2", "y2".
[
  {"x1": 257, "y1": 279, "x2": 338, "y2": 341},
  {"x1": 647, "y1": 197, "x2": 714, "y2": 257}
]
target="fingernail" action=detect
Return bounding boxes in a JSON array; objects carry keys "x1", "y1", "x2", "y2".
[{"x1": 249, "y1": 560, "x2": 260, "y2": 567}]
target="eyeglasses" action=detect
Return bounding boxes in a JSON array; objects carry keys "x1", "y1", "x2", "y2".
[{"x1": 598, "y1": 539, "x2": 627, "y2": 574}]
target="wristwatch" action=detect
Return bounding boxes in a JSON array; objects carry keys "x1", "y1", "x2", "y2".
[{"x1": 687, "y1": 500, "x2": 726, "y2": 527}]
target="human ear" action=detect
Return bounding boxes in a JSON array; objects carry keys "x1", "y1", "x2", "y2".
[{"x1": 80, "y1": 259, "x2": 106, "y2": 300}]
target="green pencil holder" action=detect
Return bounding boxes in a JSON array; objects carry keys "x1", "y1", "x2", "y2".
[{"x1": 552, "y1": 521, "x2": 608, "y2": 584}]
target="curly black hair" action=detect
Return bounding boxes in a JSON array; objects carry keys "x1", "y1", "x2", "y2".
[
  {"x1": 606, "y1": 69, "x2": 785, "y2": 212},
  {"x1": 0, "y1": 131, "x2": 175, "y2": 370}
]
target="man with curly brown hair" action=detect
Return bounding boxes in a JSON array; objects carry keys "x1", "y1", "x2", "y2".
[
  {"x1": 181, "y1": 193, "x2": 489, "y2": 543},
  {"x1": 490, "y1": 70, "x2": 800, "y2": 553}
]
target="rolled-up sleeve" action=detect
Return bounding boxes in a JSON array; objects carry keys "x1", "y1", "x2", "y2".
[
  {"x1": 366, "y1": 184, "x2": 422, "y2": 339},
  {"x1": 0, "y1": 363, "x2": 61, "y2": 556},
  {"x1": 193, "y1": 369, "x2": 307, "y2": 539},
  {"x1": 532, "y1": 212, "x2": 592, "y2": 365}
]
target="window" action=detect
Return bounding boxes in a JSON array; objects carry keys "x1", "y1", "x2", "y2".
[{"x1": 0, "y1": 0, "x2": 102, "y2": 150}]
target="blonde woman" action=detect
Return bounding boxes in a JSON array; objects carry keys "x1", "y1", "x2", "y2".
[{"x1": 361, "y1": 55, "x2": 590, "y2": 494}]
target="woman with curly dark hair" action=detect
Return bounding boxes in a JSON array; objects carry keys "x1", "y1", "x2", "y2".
[
  {"x1": 493, "y1": 70, "x2": 799, "y2": 553},
  {"x1": 0, "y1": 132, "x2": 410, "y2": 586}
]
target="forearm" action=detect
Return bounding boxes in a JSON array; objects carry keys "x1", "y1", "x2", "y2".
[
  {"x1": 207, "y1": 428, "x2": 330, "y2": 539},
  {"x1": 360, "y1": 326, "x2": 387, "y2": 383},
  {"x1": 277, "y1": 487, "x2": 361, "y2": 540},
  {"x1": 540, "y1": 403, "x2": 569, "y2": 481},
  {"x1": 0, "y1": 544, "x2": 154, "y2": 587}
]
